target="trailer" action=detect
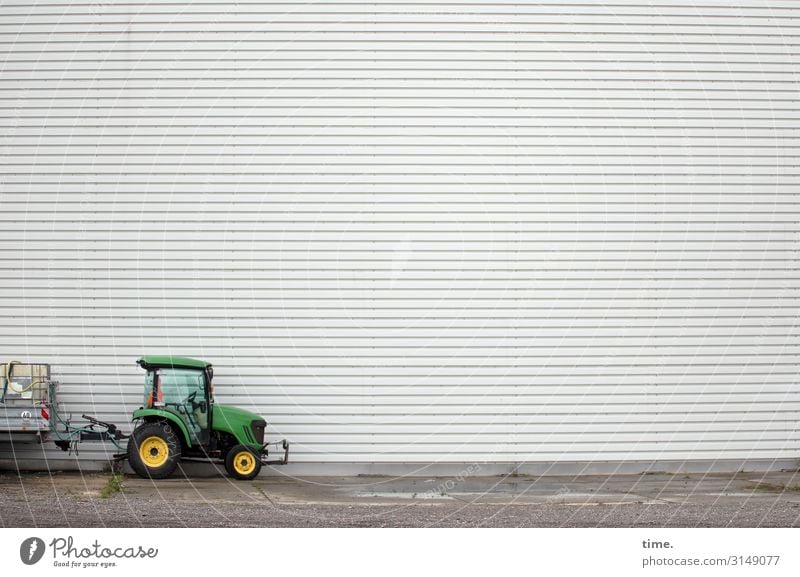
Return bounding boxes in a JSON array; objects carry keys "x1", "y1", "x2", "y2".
[
  {"x1": 0, "y1": 362, "x2": 53, "y2": 444},
  {"x1": 1, "y1": 361, "x2": 127, "y2": 453}
]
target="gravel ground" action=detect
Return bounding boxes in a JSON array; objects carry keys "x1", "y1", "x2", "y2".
[
  {"x1": 6, "y1": 498, "x2": 800, "y2": 528},
  {"x1": 3, "y1": 471, "x2": 800, "y2": 528}
]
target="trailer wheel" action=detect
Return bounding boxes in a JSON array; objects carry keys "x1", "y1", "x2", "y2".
[
  {"x1": 127, "y1": 421, "x2": 182, "y2": 479},
  {"x1": 225, "y1": 445, "x2": 262, "y2": 480}
]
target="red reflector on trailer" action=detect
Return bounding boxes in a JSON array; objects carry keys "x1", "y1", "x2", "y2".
[{"x1": 40, "y1": 407, "x2": 49, "y2": 420}]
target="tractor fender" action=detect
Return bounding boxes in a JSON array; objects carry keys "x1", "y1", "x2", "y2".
[{"x1": 131, "y1": 408, "x2": 193, "y2": 447}]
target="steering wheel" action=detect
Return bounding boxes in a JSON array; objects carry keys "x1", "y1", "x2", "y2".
[{"x1": 184, "y1": 390, "x2": 199, "y2": 409}]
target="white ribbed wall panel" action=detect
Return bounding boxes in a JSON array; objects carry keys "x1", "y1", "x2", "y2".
[{"x1": 1, "y1": 0, "x2": 799, "y2": 471}]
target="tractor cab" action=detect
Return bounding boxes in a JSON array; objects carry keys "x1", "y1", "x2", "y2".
[{"x1": 137, "y1": 356, "x2": 213, "y2": 445}]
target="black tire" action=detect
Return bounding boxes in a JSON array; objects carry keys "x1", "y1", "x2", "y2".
[
  {"x1": 127, "y1": 421, "x2": 182, "y2": 479},
  {"x1": 224, "y1": 444, "x2": 262, "y2": 480}
]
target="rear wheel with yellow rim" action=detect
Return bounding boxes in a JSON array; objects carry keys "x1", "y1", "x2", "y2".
[{"x1": 127, "y1": 421, "x2": 182, "y2": 479}]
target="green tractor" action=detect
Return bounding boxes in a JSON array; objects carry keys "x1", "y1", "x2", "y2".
[{"x1": 127, "y1": 356, "x2": 289, "y2": 480}]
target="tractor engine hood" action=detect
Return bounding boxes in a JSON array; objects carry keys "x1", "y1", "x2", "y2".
[{"x1": 212, "y1": 403, "x2": 267, "y2": 445}]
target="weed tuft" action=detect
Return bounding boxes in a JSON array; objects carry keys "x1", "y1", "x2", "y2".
[{"x1": 100, "y1": 473, "x2": 124, "y2": 499}]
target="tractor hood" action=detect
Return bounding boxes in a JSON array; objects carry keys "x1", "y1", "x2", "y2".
[
  {"x1": 213, "y1": 403, "x2": 262, "y2": 424},
  {"x1": 212, "y1": 403, "x2": 266, "y2": 444}
]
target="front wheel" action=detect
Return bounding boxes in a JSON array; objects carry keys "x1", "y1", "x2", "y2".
[
  {"x1": 127, "y1": 421, "x2": 182, "y2": 479},
  {"x1": 225, "y1": 444, "x2": 262, "y2": 480}
]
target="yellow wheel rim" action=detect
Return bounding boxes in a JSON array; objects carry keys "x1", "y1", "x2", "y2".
[
  {"x1": 139, "y1": 436, "x2": 169, "y2": 468},
  {"x1": 233, "y1": 451, "x2": 256, "y2": 475}
]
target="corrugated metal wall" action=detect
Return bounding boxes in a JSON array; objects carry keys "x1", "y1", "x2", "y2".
[{"x1": 1, "y1": 0, "x2": 799, "y2": 472}]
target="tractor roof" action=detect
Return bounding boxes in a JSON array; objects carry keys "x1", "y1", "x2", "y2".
[{"x1": 137, "y1": 355, "x2": 212, "y2": 371}]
